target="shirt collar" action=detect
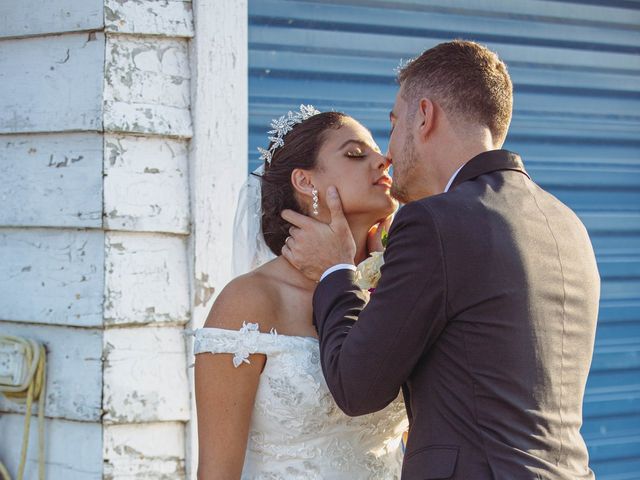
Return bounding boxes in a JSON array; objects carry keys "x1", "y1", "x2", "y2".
[
  {"x1": 448, "y1": 150, "x2": 528, "y2": 192},
  {"x1": 444, "y1": 164, "x2": 465, "y2": 193}
]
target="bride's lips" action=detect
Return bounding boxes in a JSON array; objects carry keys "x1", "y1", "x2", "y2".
[{"x1": 374, "y1": 174, "x2": 393, "y2": 189}]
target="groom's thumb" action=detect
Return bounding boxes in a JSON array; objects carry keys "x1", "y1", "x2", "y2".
[{"x1": 326, "y1": 186, "x2": 348, "y2": 231}]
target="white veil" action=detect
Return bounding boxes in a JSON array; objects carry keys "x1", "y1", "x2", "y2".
[{"x1": 232, "y1": 165, "x2": 276, "y2": 276}]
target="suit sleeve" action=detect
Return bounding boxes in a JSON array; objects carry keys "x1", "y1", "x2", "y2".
[{"x1": 313, "y1": 201, "x2": 447, "y2": 416}]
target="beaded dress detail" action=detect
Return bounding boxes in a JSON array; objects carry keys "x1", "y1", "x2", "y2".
[{"x1": 192, "y1": 322, "x2": 408, "y2": 479}]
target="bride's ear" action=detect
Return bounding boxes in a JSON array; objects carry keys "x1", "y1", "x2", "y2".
[{"x1": 291, "y1": 168, "x2": 315, "y2": 199}]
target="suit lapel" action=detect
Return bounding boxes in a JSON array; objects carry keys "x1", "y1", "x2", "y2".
[{"x1": 449, "y1": 150, "x2": 530, "y2": 191}]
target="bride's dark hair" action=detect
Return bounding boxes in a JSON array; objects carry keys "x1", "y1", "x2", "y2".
[{"x1": 259, "y1": 111, "x2": 348, "y2": 256}]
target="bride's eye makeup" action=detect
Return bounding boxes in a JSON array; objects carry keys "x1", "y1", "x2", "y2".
[{"x1": 345, "y1": 147, "x2": 367, "y2": 158}]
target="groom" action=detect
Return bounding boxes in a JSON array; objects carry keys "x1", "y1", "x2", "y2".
[{"x1": 281, "y1": 41, "x2": 599, "y2": 479}]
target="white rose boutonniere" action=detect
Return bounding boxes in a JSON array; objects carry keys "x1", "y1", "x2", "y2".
[{"x1": 355, "y1": 251, "x2": 385, "y2": 291}]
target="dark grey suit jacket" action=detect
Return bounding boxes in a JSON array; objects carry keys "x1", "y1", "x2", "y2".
[{"x1": 313, "y1": 150, "x2": 600, "y2": 479}]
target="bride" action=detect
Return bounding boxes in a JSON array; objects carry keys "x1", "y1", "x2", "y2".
[{"x1": 192, "y1": 106, "x2": 408, "y2": 479}]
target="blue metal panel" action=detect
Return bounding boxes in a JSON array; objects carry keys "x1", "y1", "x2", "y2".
[{"x1": 248, "y1": 1, "x2": 640, "y2": 477}]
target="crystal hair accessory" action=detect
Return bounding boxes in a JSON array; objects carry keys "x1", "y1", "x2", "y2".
[{"x1": 257, "y1": 104, "x2": 321, "y2": 165}]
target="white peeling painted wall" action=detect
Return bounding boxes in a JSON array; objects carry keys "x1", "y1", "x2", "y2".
[
  {"x1": 0, "y1": 1, "x2": 247, "y2": 478},
  {"x1": 187, "y1": 1, "x2": 248, "y2": 476}
]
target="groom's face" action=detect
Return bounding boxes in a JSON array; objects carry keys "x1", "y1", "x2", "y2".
[{"x1": 388, "y1": 89, "x2": 419, "y2": 204}]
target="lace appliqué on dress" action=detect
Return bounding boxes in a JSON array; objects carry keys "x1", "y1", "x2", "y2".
[
  {"x1": 190, "y1": 321, "x2": 278, "y2": 368},
  {"x1": 188, "y1": 323, "x2": 407, "y2": 479}
]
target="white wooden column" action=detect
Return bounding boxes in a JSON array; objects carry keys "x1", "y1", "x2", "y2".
[
  {"x1": 101, "y1": 1, "x2": 194, "y2": 478},
  {"x1": 187, "y1": 0, "x2": 248, "y2": 477}
]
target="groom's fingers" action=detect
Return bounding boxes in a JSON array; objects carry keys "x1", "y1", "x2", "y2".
[
  {"x1": 281, "y1": 209, "x2": 313, "y2": 228},
  {"x1": 326, "y1": 186, "x2": 348, "y2": 233},
  {"x1": 281, "y1": 243, "x2": 298, "y2": 268}
]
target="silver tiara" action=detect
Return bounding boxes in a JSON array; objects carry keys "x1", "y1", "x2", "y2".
[{"x1": 258, "y1": 104, "x2": 321, "y2": 165}]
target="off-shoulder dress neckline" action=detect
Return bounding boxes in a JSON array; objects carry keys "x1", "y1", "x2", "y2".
[{"x1": 197, "y1": 325, "x2": 319, "y2": 343}]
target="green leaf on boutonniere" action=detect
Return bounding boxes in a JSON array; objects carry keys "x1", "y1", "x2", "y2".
[{"x1": 381, "y1": 229, "x2": 389, "y2": 248}]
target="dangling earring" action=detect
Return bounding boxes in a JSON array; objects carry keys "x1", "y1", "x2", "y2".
[{"x1": 312, "y1": 188, "x2": 319, "y2": 216}]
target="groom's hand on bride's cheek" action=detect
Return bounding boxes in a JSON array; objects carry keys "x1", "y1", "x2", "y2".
[{"x1": 281, "y1": 186, "x2": 356, "y2": 281}]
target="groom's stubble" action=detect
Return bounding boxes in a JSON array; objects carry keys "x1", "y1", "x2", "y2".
[{"x1": 391, "y1": 129, "x2": 419, "y2": 204}]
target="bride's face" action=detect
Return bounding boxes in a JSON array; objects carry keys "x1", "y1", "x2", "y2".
[{"x1": 312, "y1": 118, "x2": 397, "y2": 222}]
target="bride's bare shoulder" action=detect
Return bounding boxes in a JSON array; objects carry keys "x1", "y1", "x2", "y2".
[{"x1": 203, "y1": 266, "x2": 280, "y2": 332}]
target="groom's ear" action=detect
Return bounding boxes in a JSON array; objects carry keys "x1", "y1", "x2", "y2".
[
  {"x1": 291, "y1": 168, "x2": 315, "y2": 198},
  {"x1": 417, "y1": 97, "x2": 435, "y2": 143}
]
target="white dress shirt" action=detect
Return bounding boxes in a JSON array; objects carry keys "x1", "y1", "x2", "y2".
[{"x1": 319, "y1": 164, "x2": 465, "y2": 282}]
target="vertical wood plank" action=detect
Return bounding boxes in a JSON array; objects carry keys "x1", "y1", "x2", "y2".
[{"x1": 188, "y1": 1, "x2": 249, "y2": 477}]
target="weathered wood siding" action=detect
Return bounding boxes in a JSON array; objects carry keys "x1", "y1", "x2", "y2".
[
  {"x1": 0, "y1": 414, "x2": 102, "y2": 480},
  {"x1": 0, "y1": 229, "x2": 105, "y2": 327},
  {"x1": 104, "y1": 232, "x2": 191, "y2": 326},
  {"x1": 0, "y1": 0, "x2": 211, "y2": 478},
  {"x1": 0, "y1": 0, "x2": 103, "y2": 38},
  {"x1": 103, "y1": 422, "x2": 186, "y2": 479},
  {"x1": 187, "y1": 0, "x2": 248, "y2": 476},
  {"x1": 103, "y1": 34, "x2": 192, "y2": 137},
  {"x1": 0, "y1": 321, "x2": 103, "y2": 421},
  {"x1": 0, "y1": 32, "x2": 104, "y2": 133},
  {"x1": 101, "y1": 1, "x2": 195, "y2": 478},
  {"x1": 104, "y1": 135, "x2": 190, "y2": 234},
  {"x1": 0, "y1": 133, "x2": 103, "y2": 228},
  {"x1": 0, "y1": 0, "x2": 107, "y2": 473}
]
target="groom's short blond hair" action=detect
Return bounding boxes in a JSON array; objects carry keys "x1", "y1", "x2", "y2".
[{"x1": 398, "y1": 40, "x2": 513, "y2": 145}]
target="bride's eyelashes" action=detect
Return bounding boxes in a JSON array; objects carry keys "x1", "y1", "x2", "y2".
[{"x1": 345, "y1": 148, "x2": 367, "y2": 159}]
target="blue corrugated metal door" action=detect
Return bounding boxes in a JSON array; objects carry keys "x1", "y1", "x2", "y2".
[{"x1": 248, "y1": 1, "x2": 640, "y2": 477}]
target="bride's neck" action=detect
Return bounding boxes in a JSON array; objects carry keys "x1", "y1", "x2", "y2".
[{"x1": 347, "y1": 216, "x2": 374, "y2": 266}]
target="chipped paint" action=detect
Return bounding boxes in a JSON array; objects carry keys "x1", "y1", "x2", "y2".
[
  {"x1": 185, "y1": 2, "x2": 248, "y2": 478},
  {"x1": 102, "y1": 326, "x2": 190, "y2": 423},
  {"x1": 104, "y1": 422, "x2": 186, "y2": 479},
  {"x1": 194, "y1": 272, "x2": 215, "y2": 307},
  {"x1": 103, "y1": 134, "x2": 190, "y2": 234},
  {"x1": 104, "y1": 232, "x2": 190, "y2": 326},
  {"x1": 189, "y1": 0, "x2": 248, "y2": 323},
  {"x1": 104, "y1": 0, "x2": 193, "y2": 38},
  {"x1": 103, "y1": 34, "x2": 192, "y2": 137},
  {"x1": 0, "y1": 229, "x2": 105, "y2": 327},
  {"x1": 0, "y1": 33, "x2": 104, "y2": 134},
  {"x1": 0, "y1": 133, "x2": 103, "y2": 228},
  {"x1": 1, "y1": 1, "x2": 234, "y2": 479}
]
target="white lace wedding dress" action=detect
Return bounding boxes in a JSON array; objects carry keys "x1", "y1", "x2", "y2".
[{"x1": 192, "y1": 322, "x2": 408, "y2": 479}]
